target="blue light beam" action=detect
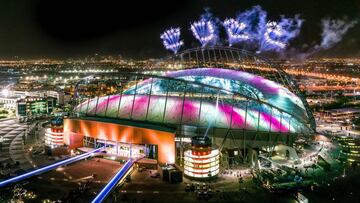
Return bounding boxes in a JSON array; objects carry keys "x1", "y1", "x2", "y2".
[
  {"x1": 0, "y1": 147, "x2": 104, "y2": 187},
  {"x1": 91, "y1": 159, "x2": 134, "y2": 203}
]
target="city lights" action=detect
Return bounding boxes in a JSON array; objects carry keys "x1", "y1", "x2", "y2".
[{"x1": 1, "y1": 88, "x2": 9, "y2": 97}]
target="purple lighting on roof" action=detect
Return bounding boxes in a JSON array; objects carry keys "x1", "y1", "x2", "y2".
[
  {"x1": 77, "y1": 94, "x2": 291, "y2": 133},
  {"x1": 121, "y1": 68, "x2": 306, "y2": 120},
  {"x1": 166, "y1": 68, "x2": 280, "y2": 94}
]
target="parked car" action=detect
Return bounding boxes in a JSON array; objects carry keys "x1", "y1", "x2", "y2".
[
  {"x1": 185, "y1": 183, "x2": 191, "y2": 192},
  {"x1": 150, "y1": 172, "x2": 160, "y2": 178}
]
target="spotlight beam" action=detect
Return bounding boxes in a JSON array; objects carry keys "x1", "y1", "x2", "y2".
[
  {"x1": 91, "y1": 158, "x2": 134, "y2": 203},
  {"x1": 0, "y1": 147, "x2": 104, "y2": 187}
]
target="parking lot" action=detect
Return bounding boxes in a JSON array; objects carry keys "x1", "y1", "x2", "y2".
[{"x1": 109, "y1": 166, "x2": 294, "y2": 203}]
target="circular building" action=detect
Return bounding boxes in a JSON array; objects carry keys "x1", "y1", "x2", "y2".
[
  {"x1": 184, "y1": 136, "x2": 220, "y2": 179},
  {"x1": 64, "y1": 46, "x2": 315, "y2": 165}
]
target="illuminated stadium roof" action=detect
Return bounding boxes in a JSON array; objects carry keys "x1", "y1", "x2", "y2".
[
  {"x1": 74, "y1": 47, "x2": 315, "y2": 136},
  {"x1": 125, "y1": 68, "x2": 307, "y2": 121}
]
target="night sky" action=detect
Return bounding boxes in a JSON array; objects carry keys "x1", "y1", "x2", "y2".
[{"x1": 0, "y1": 0, "x2": 360, "y2": 59}]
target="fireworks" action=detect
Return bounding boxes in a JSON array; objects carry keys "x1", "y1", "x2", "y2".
[
  {"x1": 223, "y1": 18, "x2": 250, "y2": 46},
  {"x1": 261, "y1": 21, "x2": 287, "y2": 51},
  {"x1": 235, "y1": 5, "x2": 267, "y2": 42},
  {"x1": 191, "y1": 19, "x2": 217, "y2": 47},
  {"x1": 157, "y1": 5, "x2": 344, "y2": 54},
  {"x1": 160, "y1": 28, "x2": 184, "y2": 53},
  {"x1": 260, "y1": 15, "x2": 303, "y2": 52}
]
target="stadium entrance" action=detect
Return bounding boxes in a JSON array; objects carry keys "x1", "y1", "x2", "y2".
[{"x1": 83, "y1": 136, "x2": 158, "y2": 160}]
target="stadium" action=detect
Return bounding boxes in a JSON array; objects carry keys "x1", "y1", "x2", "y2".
[{"x1": 63, "y1": 46, "x2": 315, "y2": 173}]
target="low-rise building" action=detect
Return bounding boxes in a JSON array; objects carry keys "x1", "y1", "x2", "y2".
[
  {"x1": 322, "y1": 108, "x2": 360, "y2": 122},
  {"x1": 0, "y1": 96, "x2": 18, "y2": 109},
  {"x1": 16, "y1": 96, "x2": 56, "y2": 119},
  {"x1": 335, "y1": 135, "x2": 360, "y2": 163}
]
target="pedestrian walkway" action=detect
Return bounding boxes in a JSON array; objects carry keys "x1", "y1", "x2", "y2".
[{"x1": 0, "y1": 119, "x2": 30, "y2": 169}]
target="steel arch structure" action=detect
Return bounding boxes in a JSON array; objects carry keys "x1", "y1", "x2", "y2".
[
  {"x1": 71, "y1": 47, "x2": 315, "y2": 156},
  {"x1": 161, "y1": 46, "x2": 315, "y2": 130},
  {"x1": 73, "y1": 72, "x2": 312, "y2": 135}
]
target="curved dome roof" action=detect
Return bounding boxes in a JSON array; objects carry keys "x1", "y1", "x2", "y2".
[
  {"x1": 159, "y1": 46, "x2": 315, "y2": 130},
  {"x1": 74, "y1": 47, "x2": 314, "y2": 135},
  {"x1": 125, "y1": 68, "x2": 307, "y2": 122},
  {"x1": 76, "y1": 68, "x2": 312, "y2": 135}
]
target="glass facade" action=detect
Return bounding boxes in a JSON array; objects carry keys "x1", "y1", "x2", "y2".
[{"x1": 83, "y1": 136, "x2": 155, "y2": 160}]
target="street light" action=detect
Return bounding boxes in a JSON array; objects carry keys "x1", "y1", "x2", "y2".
[{"x1": 1, "y1": 88, "x2": 9, "y2": 97}]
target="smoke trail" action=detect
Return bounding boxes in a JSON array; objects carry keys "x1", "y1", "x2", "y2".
[
  {"x1": 289, "y1": 17, "x2": 357, "y2": 61},
  {"x1": 235, "y1": 5, "x2": 267, "y2": 43},
  {"x1": 319, "y1": 18, "x2": 357, "y2": 49}
]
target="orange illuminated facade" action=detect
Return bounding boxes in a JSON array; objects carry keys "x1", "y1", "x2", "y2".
[
  {"x1": 45, "y1": 118, "x2": 65, "y2": 148},
  {"x1": 184, "y1": 136, "x2": 220, "y2": 179},
  {"x1": 63, "y1": 118, "x2": 176, "y2": 164}
]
